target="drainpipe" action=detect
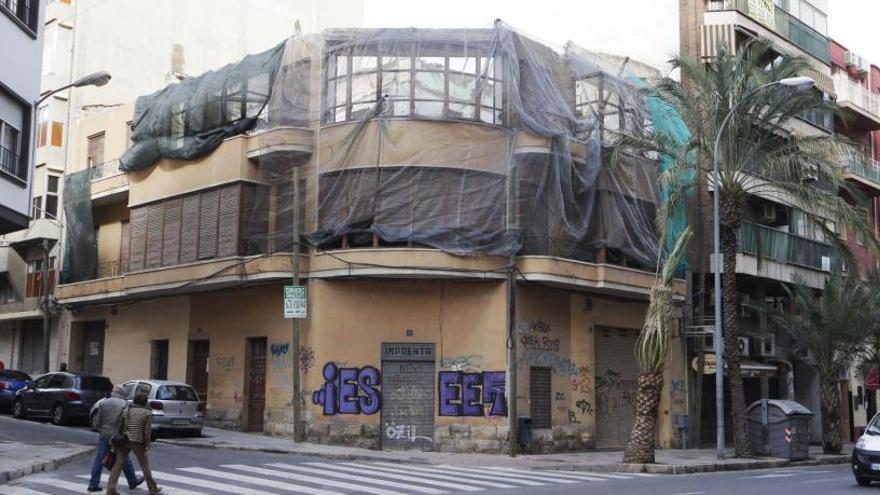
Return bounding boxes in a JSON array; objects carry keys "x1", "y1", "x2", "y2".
[
  {"x1": 292, "y1": 164, "x2": 302, "y2": 442},
  {"x1": 41, "y1": 238, "x2": 51, "y2": 373}
]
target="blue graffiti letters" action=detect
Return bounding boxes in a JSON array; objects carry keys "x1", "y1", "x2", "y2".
[
  {"x1": 312, "y1": 362, "x2": 381, "y2": 415},
  {"x1": 438, "y1": 371, "x2": 508, "y2": 417}
]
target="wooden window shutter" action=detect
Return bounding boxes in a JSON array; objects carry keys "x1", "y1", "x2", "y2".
[
  {"x1": 51, "y1": 122, "x2": 64, "y2": 147},
  {"x1": 120, "y1": 220, "x2": 131, "y2": 273},
  {"x1": 162, "y1": 198, "x2": 183, "y2": 266},
  {"x1": 217, "y1": 184, "x2": 241, "y2": 258},
  {"x1": 180, "y1": 194, "x2": 200, "y2": 263},
  {"x1": 530, "y1": 367, "x2": 552, "y2": 429},
  {"x1": 128, "y1": 207, "x2": 148, "y2": 271},
  {"x1": 240, "y1": 184, "x2": 269, "y2": 255},
  {"x1": 198, "y1": 189, "x2": 220, "y2": 259},
  {"x1": 145, "y1": 203, "x2": 164, "y2": 268}
]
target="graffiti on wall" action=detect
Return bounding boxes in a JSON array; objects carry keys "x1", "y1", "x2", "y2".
[
  {"x1": 312, "y1": 362, "x2": 381, "y2": 415},
  {"x1": 671, "y1": 378, "x2": 686, "y2": 406},
  {"x1": 438, "y1": 371, "x2": 507, "y2": 417},
  {"x1": 270, "y1": 343, "x2": 290, "y2": 370},
  {"x1": 519, "y1": 348, "x2": 579, "y2": 376},
  {"x1": 384, "y1": 423, "x2": 434, "y2": 443},
  {"x1": 518, "y1": 319, "x2": 560, "y2": 352},
  {"x1": 299, "y1": 346, "x2": 315, "y2": 374},
  {"x1": 516, "y1": 319, "x2": 579, "y2": 376},
  {"x1": 440, "y1": 354, "x2": 483, "y2": 372}
]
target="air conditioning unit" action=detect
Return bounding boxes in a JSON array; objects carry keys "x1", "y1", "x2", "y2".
[
  {"x1": 755, "y1": 338, "x2": 776, "y2": 357},
  {"x1": 739, "y1": 337, "x2": 751, "y2": 358},
  {"x1": 846, "y1": 51, "x2": 869, "y2": 74},
  {"x1": 758, "y1": 204, "x2": 777, "y2": 223},
  {"x1": 821, "y1": 256, "x2": 831, "y2": 271}
]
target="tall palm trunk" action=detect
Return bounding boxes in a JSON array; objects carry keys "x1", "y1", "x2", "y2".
[
  {"x1": 720, "y1": 198, "x2": 752, "y2": 457},
  {"x1": 623, "y1": 371, "x2": 664, "y2": 463},
  {"x1": 820, "y1": 377, "x2": 842, "y2": 454}
]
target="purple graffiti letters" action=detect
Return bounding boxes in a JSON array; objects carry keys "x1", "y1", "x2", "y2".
[
  {"x1": 312, "y1": 362, "x2": 381, "y2": 415},
  {"x1": 438, "y1": 371, "x2": 507, "y2": 417}
]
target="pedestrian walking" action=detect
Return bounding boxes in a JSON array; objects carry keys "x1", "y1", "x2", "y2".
[
  {"x1": 88, "y1": 385, "x2": 143, "y2": 492},
  {"x1": 106, "y1": 389, "x2": 161, "y2": 494}
]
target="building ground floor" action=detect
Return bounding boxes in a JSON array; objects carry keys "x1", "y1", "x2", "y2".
[
  {"x1": 56, "y1": 278, "x2": 690, "y2": 453},
  {"x1": 0, "y1": 315, "x2": 60, "y2": 375}
]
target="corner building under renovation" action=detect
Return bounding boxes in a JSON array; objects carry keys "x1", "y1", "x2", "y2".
[{"x1": 55, "y1": 24, "x2": 689, "y2": 453}]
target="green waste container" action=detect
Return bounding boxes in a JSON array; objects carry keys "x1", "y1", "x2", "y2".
[{"x1": 746, "y1": 399, "x2": 813, "y2": 460}]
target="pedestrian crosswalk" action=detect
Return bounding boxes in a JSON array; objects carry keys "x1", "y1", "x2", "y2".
[{"x1": 3, "y1": 461, "x2": 654, "y2": 495}]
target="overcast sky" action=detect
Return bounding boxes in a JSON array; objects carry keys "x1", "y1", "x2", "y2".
[{"x1": 363, "y1": 0, "x2": 880, "y2": 73}]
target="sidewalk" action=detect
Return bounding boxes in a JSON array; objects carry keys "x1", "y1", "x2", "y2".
[
  {"x1": 0, "y1": 441, "x2": 95, "y2": 484},
  {"x1": 157, "y1": 427, "x2": 852, "y2": 474}
]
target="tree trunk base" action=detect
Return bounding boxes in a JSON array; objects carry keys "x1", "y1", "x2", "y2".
[{"x1": 623, "y1": 371, "x2": 664, "y2": 464}]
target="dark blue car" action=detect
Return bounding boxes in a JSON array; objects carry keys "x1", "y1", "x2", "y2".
[
  {"x1": 0, "y1": 370, "x2": 31, "y2": 412},
  {"x1": 12, "y1": 372, "x2": 112, "y2": 425}
]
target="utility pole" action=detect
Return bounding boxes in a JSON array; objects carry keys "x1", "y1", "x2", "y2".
[
  {"x1": 41, "y1": 238, "x2": 51, "y2": 373},
  {"x1": 291, "y1": 165, "x2": 302, "y2": 442},
  {"x1": 507, "y1": 255, "x2": 517, "y2": 457}
]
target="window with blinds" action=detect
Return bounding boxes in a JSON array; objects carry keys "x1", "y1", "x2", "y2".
[
  {"x1": 124, "y1": 183, "x2": 261, "y2": 273},
  {"x1": 530, "y1": 367, "x2": 552, "y2": 429}
]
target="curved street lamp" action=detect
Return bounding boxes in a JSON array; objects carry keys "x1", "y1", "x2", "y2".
[
  {"x1": 712, "y1": 76, "x2": 815, "y2": 459},
  {"x1": 37, "y1": 71, "x2": 111, "y2": 105}
]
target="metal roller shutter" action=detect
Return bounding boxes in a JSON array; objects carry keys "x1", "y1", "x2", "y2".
[
  {"x1": 594, "y1": 326, "x2": 640, "y2": 449},
  {"x1": 198, "y1": 189, "x2": 220, "y2": 259},
  {"x1": 145, "y1": 203, "x2": 164, "y2": 268},
  {"x1": 162, "y1": 198, "x2": 182, "y2": 265},
  {"x1": 217, "y1": 184, "x2": 241, "y2": 258},
  {"x1": 180, "y1": 195, "x2": 200, "y2": 263},
  {"x1": 530, "y1": 367, "x2": 552, "y2": 429},
  {"x1": 128, "y1": 207, "x2": 147, "y2": 271},
  {"x1": 120, "y1": 220, "x2": 130, "y2": 272},
  {"x1": 381, "y1": 343, "x2": 435, "y2": 451}
]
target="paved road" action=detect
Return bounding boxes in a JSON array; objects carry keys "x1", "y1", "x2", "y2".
[{"x1": 0, "y1": 415, "x2": 868, "y2": 495}]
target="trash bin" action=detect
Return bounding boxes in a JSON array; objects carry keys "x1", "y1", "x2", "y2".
[
  {"x1": 746, "y1": 399, "x2": 813, "y2": 460},
  {"x1": 517, "y1": 417, "x2": 533, "y2": 447}
]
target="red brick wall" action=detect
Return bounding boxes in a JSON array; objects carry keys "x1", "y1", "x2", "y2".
[{"x1": 830, "y1": 39, "x2": 848, "y2": 69}]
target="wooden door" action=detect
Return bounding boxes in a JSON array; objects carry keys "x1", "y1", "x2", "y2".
[
  {"x1": 187, "y1": 340, "x2": 210, "y2": 404},
  {"x1": 81, "y1": 322, "x2": 105, "y2": 375},
  {"x1": 246, "y1": 338, "x2": 267, "y2": 432}
]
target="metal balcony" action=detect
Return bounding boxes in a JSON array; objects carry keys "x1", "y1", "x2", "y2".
[
  {"x1": 738, "y1": 222, "x2": 837, "y2": 272},
  {"x1": 834, "y1": 74, "x2": 880, "y2": 126}
]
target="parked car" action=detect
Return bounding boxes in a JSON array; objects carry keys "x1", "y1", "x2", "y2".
[
  {"x1": 91, "y1": 379, "x2": 204, "y2": 437},
  {"x1": 13, "y1": 372, "x2": 113, "y2": 425},
  {"x1": 0, "y1": 370, "x2": 31, "y2": 412}
]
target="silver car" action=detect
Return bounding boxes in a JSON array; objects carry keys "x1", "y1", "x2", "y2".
[{"x1": 92, "y1": 379, "x2": 204, "y2": 436}]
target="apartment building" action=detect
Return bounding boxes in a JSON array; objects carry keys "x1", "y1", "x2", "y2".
[
  {"x1": 0, "y1": 0, "x2": 44, "y2": 371},
  {"x1": 0, "y1": 0, "x2": 364, "y2": 375},
  {"x1": 52, "y1": 26, "x2": 690, "y2": 453},
  {"x1": 679, "y1": 0, "x2": 880, "y2": 445}
]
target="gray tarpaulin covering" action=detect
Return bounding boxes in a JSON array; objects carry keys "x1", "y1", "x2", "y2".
[
  {"x1": 61, "y1": 170, "x2": 97, "y2": 283},
  {"x1": 68, "y1": 23, "x2": 673, "y2": 279}
]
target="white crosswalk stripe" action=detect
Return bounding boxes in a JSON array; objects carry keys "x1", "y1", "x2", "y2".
[
  {"x1": 75, "y1": 473, "x2": 209, "y2": 495},
  {"x1": 266, "y1": 463, "x2": 447, "y2": 495},
  {"x1": 304, "y1": 462, "x2": 485, "y2": 491},
  {"x1": 0, "y1": 485, "x2": 52, "y2": 495},
  {"x1": 343, "y1": 462, "x2": 519, "y2": 488},
  {"x1": 180, "y1": 467, "x2": 344, "y2": 495},
  {"x1": 370, "y1": 462, "x2": 545, "y2": 486},
  {"x1": 223, "y1": 464, "x2": 406, "y2": 495},
  {"x1": 13, "y1": 460, "x2": 645, "y2": 495},
  {"x1": 436, "y1": 464, "x2": 579, "y2": 483}
]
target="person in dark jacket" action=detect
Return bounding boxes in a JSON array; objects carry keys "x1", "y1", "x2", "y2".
[
  {"x1": 106, "y1": 390, "x2": 160, "y2": 494},
  {"x1": 88, "y1": 385, "x2": 143, "y2": 492}
]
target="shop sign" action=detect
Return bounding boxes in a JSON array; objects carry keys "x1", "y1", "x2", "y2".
[{"x1": 692, "y1": 353, "x2": 717, "y2": 375}]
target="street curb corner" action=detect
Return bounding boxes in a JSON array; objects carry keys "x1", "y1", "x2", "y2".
[{"x1": 0, "y1": 446, "x2": 96, "y2": 485}]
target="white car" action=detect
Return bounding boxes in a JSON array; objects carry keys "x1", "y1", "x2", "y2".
[
  {"x1": 853, "y1": 413, "x2": 880, "y2": 486},
  {"x1": 91, "y1": 379, "x2": 204, "y2": 437}
]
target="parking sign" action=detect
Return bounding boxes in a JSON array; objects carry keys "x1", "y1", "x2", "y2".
[{"x1": 284, "y1": 285, "x2": 307, "y2": 319}]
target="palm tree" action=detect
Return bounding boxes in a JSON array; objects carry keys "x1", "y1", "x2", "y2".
[
  {"x1": 646, "y1": 40, "x2": 877, "y2": 457},
  {"x1": 624, "y1": 227, "x2": 692, "y2": 464},
  {"x1": 779, "y1": 273, "x2": 874, "y2": 454}
]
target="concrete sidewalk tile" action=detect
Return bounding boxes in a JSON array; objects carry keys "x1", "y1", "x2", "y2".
[{"x1": 0, "y1": 443, "x2": 95, "y2": 484}]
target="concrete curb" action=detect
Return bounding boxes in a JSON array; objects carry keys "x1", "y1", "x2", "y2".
[
  {"x1": 0, "y1": 446, "x2": 96, "y2": 485},
  {"x1": 155, "y1": 438, "x2": 851, "y2": 474}
]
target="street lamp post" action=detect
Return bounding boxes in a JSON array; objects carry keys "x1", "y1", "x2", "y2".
[
  {"x1": 31, "y1": 71, "x2": 111, "y2": 373},
  {"x1": 711, "y1": 76, "x2": 814, "y2": 459}
]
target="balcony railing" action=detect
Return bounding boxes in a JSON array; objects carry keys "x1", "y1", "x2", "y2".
[
  {"x1": 0, "y1": 145, "x2": 25, "y2": 181},
  {"x1": 89, "y1": 160, "x2": 123, "y2": 181},
  {"x1": 706, "y1": 0, "x2": 830, "y2": 64},
  {"x1": 833, "y1": 74, "x2": 880, "y2": 121},
  {"x1": 843, "y1": 153, "x2": 880, "y2": 186},
  {"x1": 738, "y1": 222, "x2": 837, "y2": 271}
]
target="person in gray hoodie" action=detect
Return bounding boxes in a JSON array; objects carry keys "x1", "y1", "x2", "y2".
[{"x1": 87, "y1": 384, "x2": 143, "y2": 492}]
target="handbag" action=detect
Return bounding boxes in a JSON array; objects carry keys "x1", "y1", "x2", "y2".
[
  {"x1": 110, "y1": 405, "x2": 130, "y2": 449},
  {"x1": 101, "y1": 450, "x2": 117, "y2": 470}
]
